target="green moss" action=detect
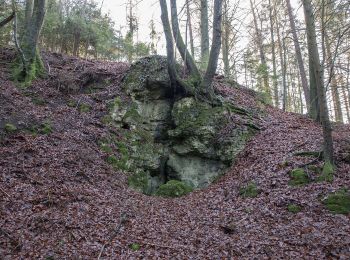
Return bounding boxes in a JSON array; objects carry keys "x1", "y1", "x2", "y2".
[
  {"x1": 239, "y1": 182, "x2": 259, "y2": 198},
  {"x1": 287, "y1": 204, "x2": 302, "y2": 213},
  {"x1": 128, "y1": 171, "x2": 149, "y2": 193},
  {"x1": 323, "y1": 189, "x2": 350, "y2": 214},
  {"x1": 39, "y1": 122, "x2": 53, "y2": 135},
  {"x1": 31, "y1": 96, "x2": 47, "y2": 106},
  {"x1": 317, "y1": 161, "x2": 334, "y2": 182},
  {"x1": 100, "y1": 143, "x2": 113, "y2": 153},
  {"x1": 101, "y1": 115, "x2": 113, "y2": 125},
  {"x1": 4, "y1": 123, "x2": 17, "y2": 133},
  {"x1": 12, "y1": 50, "x2": 45, "y2": 87},
  {"x1": 155, "y1": 180, "x2": 193, "y2": 197},
  {"x1": 78, "y1": 103, "x2": 91, "y2": 113},
  {"x1": 289, "y1": 168, "x2": 309, "y2": 186},
  {"x1": 129, "y1": 243, "x2": 141, "y2": 251},
  {"x1": 115, "y1": 141, "x2": 129, "y2": 170},
  {"x1": 67, "y1": 100, "x2": 76, "y2": 107},
  {"x1": 106, "y1": 155, "x2": 118, "y2": 165}
]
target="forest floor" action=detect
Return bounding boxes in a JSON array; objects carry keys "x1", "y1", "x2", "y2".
[{"x1": 1, "y1": 48, "x2": 350, "y2": 259}]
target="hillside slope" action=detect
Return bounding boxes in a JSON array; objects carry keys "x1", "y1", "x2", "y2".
[{"x1": 1, "y1": 50, "x2": 350, "y2": 259}]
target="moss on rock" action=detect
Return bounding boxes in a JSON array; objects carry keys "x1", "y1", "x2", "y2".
[{"x1": 155, "y1": 180, "x2": 193, "y2": 197}]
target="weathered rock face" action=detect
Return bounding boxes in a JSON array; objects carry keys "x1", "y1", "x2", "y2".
[{"x1": 111, "y1": 56, "x2": 258, "y2": 194}]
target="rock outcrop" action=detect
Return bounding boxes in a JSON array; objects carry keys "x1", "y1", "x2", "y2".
[{"x1": 111, "y1": 56, "x2": 259, "y2": 194}]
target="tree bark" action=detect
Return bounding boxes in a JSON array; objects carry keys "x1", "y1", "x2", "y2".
[
  {"x1": 302, "y1": 0, "x2": 334, "y2": 164},
  {"x1": 201, "y1": 0, "x2": 223, "y2": 96},
  {"x1": 269, "y1": 0, "x2": 279, "y2": 107},
  {"x1": 324, "y1": 31, "x2": 343, "y2": 123},
  {"x1": 159, "y1": 0, "x2": 177, "y2": 89},
  {"x1": 200, "y1": 0, "x2": 210, "y2": 70},
  {"x1": 170, "y1": 0, "x2": 200, "y2": 79},
  {"x1": 19, "y1": 0, "x2": 46, "y2": 83},
  {"x1": 250, "y1": 0, "x2": 271, "y2": 100},
  {"x1": 0, "y1": 11, "x2": 15, "y2": 28},
  {"x1": 186, "y1": 0, "x2": 195, "y2": 58},
  {"x1": 222, "y1": 0, "x2": 230, "y2": 78},
  {"x1": 285, "y1": 0, "x2": 310, "y2": 112}
]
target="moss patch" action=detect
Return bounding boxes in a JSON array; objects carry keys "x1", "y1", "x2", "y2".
[
  {"x1": 239, "y1": 182, "x2": 259, "y2": 198},
  {"x1": 128, "y1": 171, "x2": 149, "y2": 193},
  {"x1": 323, "y1": 189, "x2": 350, "y2": 214},
  {"x1": 317, "y1": 161, "x2": 334, "y2": 182},
  {"x1": 287, "y1": 204, "x2": 302, "y2": 213},
  {"x1": 289, "y1": 168, "x2": 309, "y2": 186},
  {"x1": 129, "y1": 243, "x2": 141, "y2": 251},
  {"x1": 155, "y1": 180, "x2": 193, "y2": 197},
  {"x1": 78, "y1": 103, "x2": 91, "y2": 113},
  {"x1": 4, "y1": 123, "x2": 17, "y2": 133}
]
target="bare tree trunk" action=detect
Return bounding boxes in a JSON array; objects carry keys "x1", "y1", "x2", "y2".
[
  {"x1": 0, "y1": 11, "x2": 15, "y2": 28},
  {"x1": 200, "y1": 0, "x2": 210, "y2": 70},
  {"x1": 73, "y1": 32, "x2": 81, "y2": 57},
  {"x1": 269, "y1": 0, "x2": 279, "y2": 107},
  {"x1": 200, "y1": 0, "x2": 223, "y2": 97},
  {"x1": 186, "y1": 0, "x2": 195, "y2": 58},
  {"x1": 170, "y1": 0, "x2": 200, "y2": 79},
  {"x1": 250, "y1": 0, "x2": 270, "y2": 99},
  {"x1": 159, "y1": 0, "x2": 177, "y2": 89},
  {"x1": 324, "y1": 31, "x2": 343, "y2": 123},
  {"x1": 282, "y1": 36, "x2": 287, "y2": 111},
  {"x1": 222, "y1": 0, "x2": 230, "y2": 78},
  {"x1": 302, "y1": 0, "x2": 334, "y2": 164},
  {"x1": 285, "y1": 0, "x2": 310, "y2": 112}
]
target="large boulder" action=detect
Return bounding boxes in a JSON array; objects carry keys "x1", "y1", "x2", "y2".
[{"x1": 111, "y1": 56, "x2": 259, "y2": 193}]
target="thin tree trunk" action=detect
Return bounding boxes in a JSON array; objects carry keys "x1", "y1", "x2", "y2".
[
  {"x1": 324, "y1": 31, "x2": 343, "y2": 123},
  {"x1": 222, "y1": 0, "x2": 230, "y2": 78},
  {"x1": 159, "y1": 0, "x2": 177, "y2": 89},
  {"x1": 200, "y1": 0, "x2": 210, "y2": 70},
  {"x1": 282, "y1": 36, "x2": 287, "y2": 111},
  {"x1": 250, "y1": 0, "x2": 270, "y2": 99},
  {"x1": 201, "y1": 0, "x2": 223, "y2": 97},
  {"x1": 269, "y1": 0, "x2": 279, "y2": 107},
  {"x1": 302, "y1": 0, "x2": 333, "y2": 164},
  {"x1": 285, "y1": 0, "x2": 310, "y2": 112},
  {"x1": 170, "y1": 0, "x2": 200, "y2": 79},
  {"x1": 186, "y1": 0, "x2": 195, "y2": 58},
  {"x1": 0, "y1": 11, "x2": 15, "y2": 28}
]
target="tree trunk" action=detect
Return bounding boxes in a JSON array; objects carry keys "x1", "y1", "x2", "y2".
[
  {"x1": 285, "y1": 0, "x2": 310, "y2": 112},
  {"x1": 73, "y1": 32, "x2": 81, "y2": 57},
  {"x1": 302, "y1": 0, "x2": 334, "y2": 164},
  {"x1": 159, "y1": 0, "x2": 177, "y2": 89},
  {"x1": 201, "y1": 0, "x2": 223, "y2": 97},
  {"x1": 200, "y1": 0, "x2": 210, "y2": 70},
  {"x1": 282, "y1": 36, "x2": 287, "y2": 111},
  {"x1": 324, "y1": 31, "x2": 343, "y2": 123},
  {"x1": 0, "y1": 11, "x2": 15, "y2": 28},
  {"x1": 222, "y1": 0, "x2": 230, "y2": 78},
  {"x1": 17, "y1": 0, "x2": 46, "y2": 84},
  {"x1": 269, "y1": 0, "x2": 279, "y2": 108},
  {"x1": 250, "y1": 0, "x2": 270, "y2": 100},
  {"x1": 170, "y1": 0, "x2": 200, "y2": 79},
  {"x1": 186, "y1": 0, "x2": 195, "y2": 58}
]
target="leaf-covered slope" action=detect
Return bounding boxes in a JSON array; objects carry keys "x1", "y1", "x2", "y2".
[{"x1": 1, "y1": 50, "x2": 350, "y2": 259}]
